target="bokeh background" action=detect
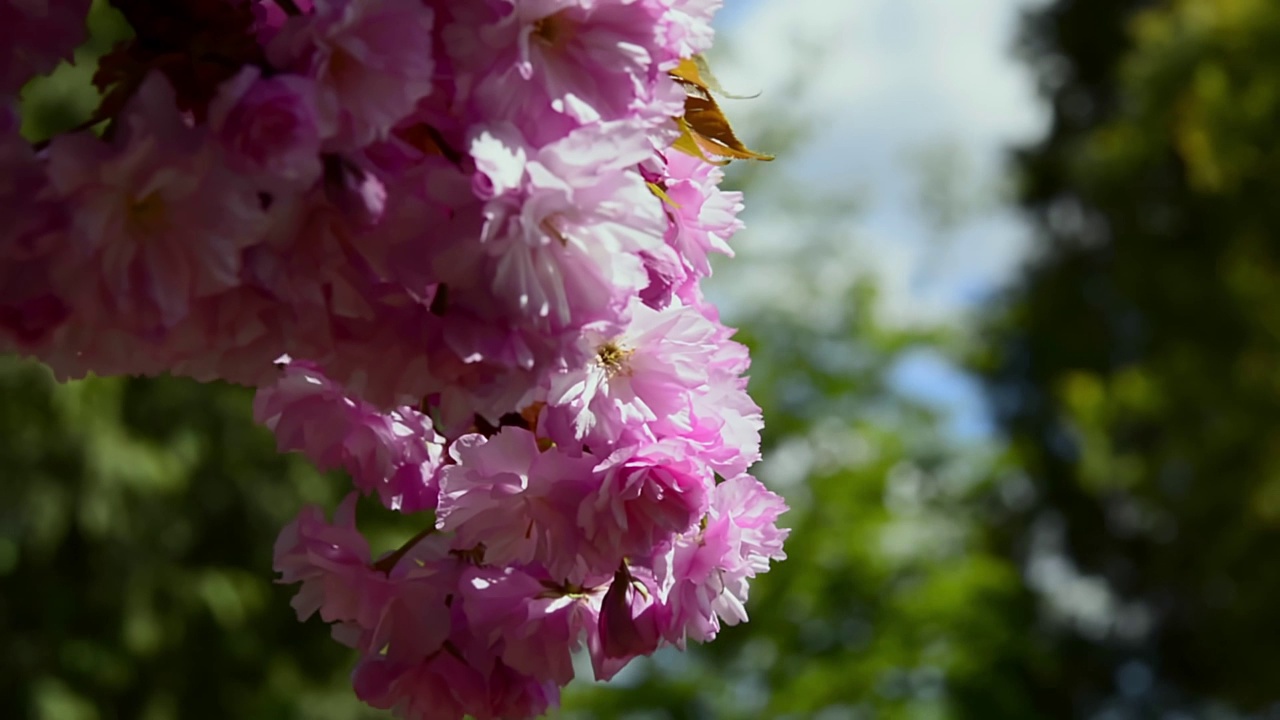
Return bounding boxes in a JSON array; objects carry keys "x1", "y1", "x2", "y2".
[{"x1": 6, "y1": 0, "x2": 1280, "y2": 717}]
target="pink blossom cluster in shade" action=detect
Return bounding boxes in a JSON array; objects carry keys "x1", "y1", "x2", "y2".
[{"x1": 1, "y1": 0, "x2": 789, "y2": 718}]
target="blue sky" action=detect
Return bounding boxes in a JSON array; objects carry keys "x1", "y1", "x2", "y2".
[{"x1": 706, "y1": 0, "x2": 1050, "y2": 440}]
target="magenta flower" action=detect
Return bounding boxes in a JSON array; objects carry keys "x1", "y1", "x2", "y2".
[
  {"x1": 254, "y1": 359, "x2": 445, "y2": 512},
  {"x1": 661, "y1": 149, "x2": 744, "y2": 288},
  {"x1": 460, "y1": 565, "x2": 605, "y2": 686},
  {"x1": 437, "y1": 428, "x2": 600, "y2": 581},
  {"x1": 46, "y1": 73, "x2": 265, "y2": 331},
  {"x1": 580, "y1": 440, "x2": 710, "y2": 564},
  {"x1": 273, "y1": 494, "x2": 393, "y2": 634},
  {"x1": 684, "y1": 375, "x2": 764, "y2": 479},
  {"x1": 208, "y1": 66, "x2": 329, "y2": 186},
  {"x1": 353, "y1": 614, "x2": 560, "y2": 720},
  {"x1": 4, "y1": 0, "x2": 787, "y2": 713},
  {"x1": 274, "y1": 494, "x2": 454, "y2": 661},
  {"x1": 0, "y1": 101, "x2": 72, "y2": 349},
  {"x1": 446, "y1": 0, "x2": 676, "y2": 136},
  {"x1": 353, "y1": 652, "x2": 486, "y2": 720},
  {"x1": 651, "y1": 0, "x2": 722, "y2": 64},
  {"x1": 269, "y1": 0, "x2": 436, "y2": 149},
  {"x1": 593, "y1": 564, "x2": 664, "y2": 680}
]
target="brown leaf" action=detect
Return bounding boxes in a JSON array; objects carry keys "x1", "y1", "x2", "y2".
[
  {"x1": 669, "y1": 56, "x2": 773, "y2": 163},
  {"x1": 682, "y1": 95, "x2": 774, "y2": 162},
  {"x1": 670, "y1": 55, "x2": 759, "y2": 100}
]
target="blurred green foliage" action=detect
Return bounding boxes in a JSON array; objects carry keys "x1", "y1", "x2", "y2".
[
  {"x1": 8, "y1": 0, "x2": 1280, "y2": 718},
  {"x1": 976, "y1": 0, "x2": 1280, "y2": 715},
  {"x1": 0, "y1": 360, "x2": 390, "y2": 719}
]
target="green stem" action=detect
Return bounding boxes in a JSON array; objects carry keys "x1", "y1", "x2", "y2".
[{"x1": 372, "y1": 525, "x2": 437, "y2": 575}]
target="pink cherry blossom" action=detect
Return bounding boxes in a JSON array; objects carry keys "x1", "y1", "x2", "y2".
[
  {"x1": 544, "y1": 297, "x2": 723, "y2": 451},
  {"x1": 0, "y1": 102, "x2": 72, "y2": 349},
  {"x1": 46, "y1": 73, "x2": 265, "y2": 331},
  {"x1": 446, "y1": 0, "x2": 680, "y2": 139},
  {"x1": 460, "y1": 565, "x2": 605, "y2": 686},
  {"x1": 473, "y1": 121, "x2": 667, "y2": 335},
  {"x1": 274, "y1": 494, "x2": 455, "y2": 659},
  {"x1": 580, "y1": 439, "x2": 709, "y2": 564},
  {"x1": 269, "y1": 0, "x2": 436, "y2": 148},
  {"x1": 594, "y1": 564, "x2": 664, "y2": 680},
  {"x1": 208, "y1": 66, "x2": 329, "y2": 186},
  {"x1": 436, "y1": 428, "x2": 600, "y2": 581},
  {"x1": 650, "y1": 0, "x2": 721, "y2": 65},
  {"x1": 660, "y1": 149, "x2": 744, "y2": 289},
  {"x1": 254, "y1": 359, "x2": 445, "y2": 511},
  {"x1": 662, "y1": 475, "x2": 789, "y2": 647}
]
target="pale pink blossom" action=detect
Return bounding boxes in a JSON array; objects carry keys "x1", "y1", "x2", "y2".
[
  {"x1": 274, "y1": 494, "x2": 454, "y2": 660},
  {"x1": 661, "y1": 149, "x2": 743, "y2": 288},
  {"x1": 661, "y1": 475, "x2": 788, "y2": 646},
  {"x1": 650, "y1": 0, "x2": 721, "y2": 64},
  {"x1": 446, "y1": 0, "x2": 679, "y2": 137},
  {"x1": 472, "y1": 121, "x2": 667, "y2": 335},
  {"x1": 544, "y1": 297, "x2": 723, "y2": 451}
]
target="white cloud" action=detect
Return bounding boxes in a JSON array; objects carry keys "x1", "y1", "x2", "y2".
[{"x1": 705, "y1": 0, "x2": 1051, "y2": 328}]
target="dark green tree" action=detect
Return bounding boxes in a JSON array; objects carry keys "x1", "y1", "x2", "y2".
[{"x1": 977, "y1": 0, "x2": 1280, "y2": 715}]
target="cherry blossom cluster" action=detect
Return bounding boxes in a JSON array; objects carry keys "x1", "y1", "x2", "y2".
[{"x1": 2, "y1": 1, "x2": 788, "y2": 718}]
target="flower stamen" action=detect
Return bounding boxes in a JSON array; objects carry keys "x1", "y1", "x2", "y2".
[{"x1": 596, "y1": 341, "x2": 634, "y2": 376}]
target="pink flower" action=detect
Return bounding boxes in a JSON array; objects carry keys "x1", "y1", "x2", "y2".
[
  {"x1": 472, "y1": 121, "x2": 667, "y2": 335},
  {"x1": 661, "y1": 475, "x2": 788, "y2": 646},
  {"x1": 660, "y1": 149, "x2": 743, "y2": 288},
  {"x1": 593, "y1": 564, "x2": 664, "y2": 680},
  {"x1": 273, "y1": 494, "x2": 382, "y2": 626},
  {"x1": 251, "y1": 0, "x2": 315, "y2": 44},
  {"x1": 685, "y1": 375, "x2": 764, "y2": 479},
  {"x1": 460, "y1": 565, "x2": 605, "y2": 686},
  {"x1": 447, "y1": 0, "x2": 678, "y2": 136},
  {"x1": 580, "y1": 440, "x2": 709, "y2": 564},
  {"x1": 353, "y1": 615, "x2": 560, "y2": 720},
  {"x1": 208, "y1": 66, "x2": 328, "y2": 186},
  {"x1": 46, "y1": 73, "x2": 266, "y2": 331},
  {"x1": 274, "y1": 494, "x2": 454, "y2": 660},
  {"x1": 0, "y1": 0, "x2": 90, "y2": 94},
  {"x1": 254, "y1": 359, "x2": 445, "y2": 512},
  {"x1": 321, "y1": 153, "x2": 388, "y2": 227},
  {"x1": 436, "y1": 428, "x2": 600, "y2": 581},
  {"x1": 353, "y1": 652, "x2": 485, "y2": 720},
  {"x1": 269, "y1": 0, "x2": 436, "y2": 148},
  {"x1": 544, "y1": 297, "x2": 723, "y2": 451},
  {"x1": 650, "y1": 0, "x2": 721, "y2": 64}
]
